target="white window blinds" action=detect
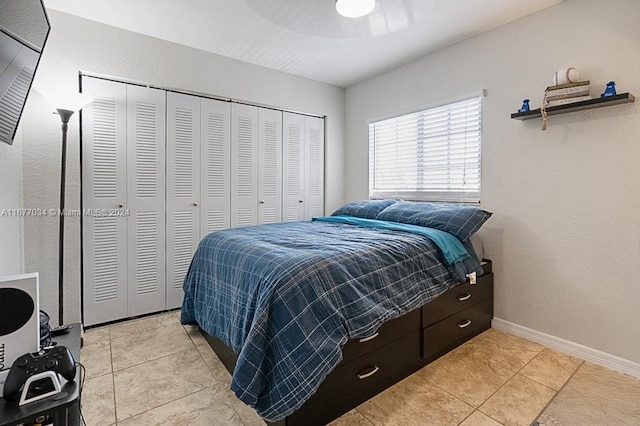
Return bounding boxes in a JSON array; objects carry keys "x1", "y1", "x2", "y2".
[{"x1": 369, "y1": 96, "x2": 482, "y2": 203}]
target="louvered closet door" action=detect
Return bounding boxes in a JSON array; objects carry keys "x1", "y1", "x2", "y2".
[
  {"x1": 200, "y1": 98, "x2": 231, "y2": 237},
  {"x1": 166, "y1": 92, "x2": 201, "y2": 309},
  {"x1": 304, "y1": 116, "x2": 325, "y2": 219},
  {"x1": 282, "y1": 112, "x2": 305, "y2": 222},
  {"x1": 126, "y1": 85, "x2": 167, "y2": 317},
  {"x1": 258, "y1": 109, "x2": 282, "y2": 224},
  {"x1": 231, "y1": 103, "x2": 258, "y2": 227},
  {"x1": 81, "y1": 77, "x2": 128, "y2": 326}
]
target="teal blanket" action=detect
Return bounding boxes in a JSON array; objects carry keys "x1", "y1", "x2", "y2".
[{"x1": 313, "y1": 215, "x2": 470, "y2": 265}]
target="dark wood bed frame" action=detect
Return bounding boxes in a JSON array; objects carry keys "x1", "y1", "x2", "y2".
[{"x1": 200, "y1": 260, "x2": 493, "y2": 426}]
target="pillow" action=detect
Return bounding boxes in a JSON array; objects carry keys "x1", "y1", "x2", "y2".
[
  {"x1": 375, "y1": 201, "x2": 492, "y2": 241},
  {"x1": 462, "y1": 239, "x2": 484, "y2": 275},
  {"x1": 330, "y1": 199, "x2": 397, "y2": 220}
]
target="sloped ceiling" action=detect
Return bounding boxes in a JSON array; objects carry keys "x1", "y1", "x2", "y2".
[{"x1": 44, "y1": 0, "x2": 564, "y2": 88}]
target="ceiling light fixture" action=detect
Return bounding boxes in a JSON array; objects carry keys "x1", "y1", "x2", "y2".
[{"x1": 335, "y1": 0, "x2": 375, "y2": 18}]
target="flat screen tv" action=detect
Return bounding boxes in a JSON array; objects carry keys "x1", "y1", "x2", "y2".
[{"x1": 0, "y1": 0, "x2": 50, "y2": 145}]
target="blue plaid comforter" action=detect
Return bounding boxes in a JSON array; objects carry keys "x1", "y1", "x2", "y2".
[{"x1": 180, "y1": 219, "x2": 475, "y2": 421}]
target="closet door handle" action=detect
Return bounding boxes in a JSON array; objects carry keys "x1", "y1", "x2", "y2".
[
  {"x1": 258, "y1": 200, "x2": 265, "y2": 204},
  {"x1": 298, "y1": 199, "x2": 304, "y2": 203},
  {"x1": 358, "y1": 332, "x2": 379, "y2": 343},
  {"x1": 457, "y1": 293, "x2": 471, "y2": 302},
  {"x1": 193, "y1": 202, "x2": 199, "y2": 207},
  {"x1": 457, "y1": 319, "x2": 472, "y2": 329},
  {"x1": 356, "y1": 365, "x2": 379, "y2": 380},
  {"x1": 117, "y1": 203, "x2": 124, "y2": 208}
]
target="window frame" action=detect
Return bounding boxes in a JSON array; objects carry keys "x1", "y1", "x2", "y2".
[{"x1": 368, "y1": 91, "x2": 484, "y2": 203}]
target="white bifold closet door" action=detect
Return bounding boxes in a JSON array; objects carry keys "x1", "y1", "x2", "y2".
[
  {"x1": 283, "y1": 112, "x2": 305, "y2": 221},
  {"x1": 303, "y1": 115, "x2": 325, "y2": 218},
  {"x1": 283, "y1": 112, "x2": 324, "y2": 221},
  {"x1": 82, "y1": 78, "x2": 128, "y2": 325},
  {"x1": 258, "y1": 108, "x2": 282, "y2": 225},
  {"x1": 231, "y1": 104, "x2": 283, "y2": 227},
  {"x1": 231, "y1": 103, "x2": 258, "y2": 227},
  {"x1": 82, "y1": 77, "x2": 166, "y2": 326},
  {"x1": 166, "y1": 93, "x2": 231, "y2": 309},
  {"x1": 166, "y1": 92, "x2": 201, "y2": 309},
  {"x1": 200, "y1": 98, "x2": 231, "y2": 236},
  {"x1": 125, "y1": 85, "x2": 167, "y2": 317}
]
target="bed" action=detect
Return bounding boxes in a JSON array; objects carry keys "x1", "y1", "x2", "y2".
[{"x1": 181, "y1": 200, "x2": 493, "y2": 425}]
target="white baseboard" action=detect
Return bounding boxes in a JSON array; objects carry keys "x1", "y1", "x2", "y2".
[{"x1": 492, "y1": 318, "x2": 640, "y2": 379}]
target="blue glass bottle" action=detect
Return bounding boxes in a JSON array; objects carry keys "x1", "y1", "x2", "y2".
[
  {"x1": 518, "y1": 99, "x2": 530, "y2": 112},
  {"x1": 601, "y1": 81, "x2": 617, "y2": 97}
]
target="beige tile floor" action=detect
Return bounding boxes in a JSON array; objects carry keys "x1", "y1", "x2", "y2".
[{"x1": 79, "y1": 311, "x2": 640, "y2": 426}]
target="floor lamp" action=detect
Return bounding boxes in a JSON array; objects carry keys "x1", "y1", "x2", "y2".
[{"x1": 53, "y1": 93, "x2": 93, "y2": 326}]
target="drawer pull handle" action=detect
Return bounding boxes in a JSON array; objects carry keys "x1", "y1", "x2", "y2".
[
  {"x1": 457, "y1": 319, "x2": 472, "y2": 328},
  {"x1": 457, "y1": 293, "x2": 472, "y2": 302},
  {"x1": 358, "y1": 332, "x2": 379, "y2": 343},
  {"x1": 356, "y1": 365, "x2": 380, "y2": 380}
]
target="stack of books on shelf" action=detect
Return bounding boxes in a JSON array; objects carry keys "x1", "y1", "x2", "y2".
[{"x1": 544, "y1": 81, "x2": 591, "y2": 107}]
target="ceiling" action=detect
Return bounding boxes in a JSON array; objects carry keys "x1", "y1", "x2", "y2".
[{"x1": 44, "y1": 0, "x2": 564, "y2": 88}]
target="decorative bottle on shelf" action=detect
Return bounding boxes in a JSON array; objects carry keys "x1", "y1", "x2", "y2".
[
  {"x1": 518, "y1": 99, "x2": 530, "y2": 112},
  {"x1": 601, "y1": 81, "x2": 617, "y2": 97}
]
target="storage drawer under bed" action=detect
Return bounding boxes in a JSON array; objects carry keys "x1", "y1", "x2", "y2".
[
  {"x1": 422, "y1": 272, "x2": 493, "y2": 328},
  {"x1": 422, "y1": 297, "x2": 493, "y2": 363},
  {"x1": 286, "y1": 331, "x2": 422, "y2": 426},
  {"x1": 341, "y1": 308, "x2": 420, "y2": 364}
]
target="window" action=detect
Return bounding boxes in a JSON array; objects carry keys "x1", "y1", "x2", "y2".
[{"x1": 368, "y1": 95, "x2": 482, "y2": 203}]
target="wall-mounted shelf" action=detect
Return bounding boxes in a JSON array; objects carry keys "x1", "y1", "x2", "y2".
[{"x1": 510, "y1": 92, "x2": 635, "y2": 120}]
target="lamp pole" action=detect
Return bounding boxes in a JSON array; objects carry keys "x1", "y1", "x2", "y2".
[{"x1": 57, "y1": 108, "x2": 74, "y2": 326}]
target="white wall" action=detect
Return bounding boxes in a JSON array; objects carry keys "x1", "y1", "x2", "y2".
[
  {"x1": 346, "y1": 0, "x2": 640, "y2": 364},
  {"x1": 0, "y1": 128, "x2": 24, "y2": 276},
  {"x1": 19, "y1": 10, "x2": 346, "y2": 324}
]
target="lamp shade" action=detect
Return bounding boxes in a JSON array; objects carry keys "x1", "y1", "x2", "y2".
[
  {"x1": 41, "y1": 89, "x2": 94, "y2": 113},
  {"x1": 54, "y1": 92, "x2": 94, "y2": 113},
  {"x1": 336, "y1": 0, "x2": 375, "y2": 18}
]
